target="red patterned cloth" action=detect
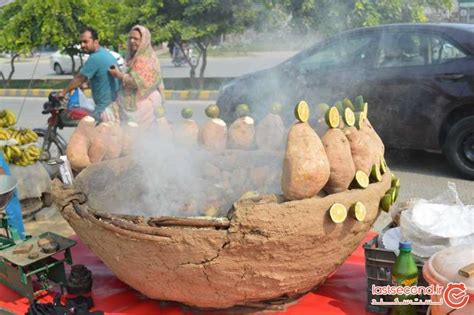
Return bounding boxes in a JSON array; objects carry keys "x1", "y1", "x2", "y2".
[{"x1": 0, "y1": 232, "x2": 378, "y2": 314}]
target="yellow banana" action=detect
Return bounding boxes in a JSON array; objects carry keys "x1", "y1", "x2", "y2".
[
  {"x1": 3, "y1": 147, "x2": 11, "y2": 163},
  {"x1": 28, "y1": 130, "x2": 38, "y2": 142},
  {"x1": 25, "y1": 148, "x2": 39, "y2": 161},
  {"x1": 10, "y1": 145, "x2": 22, "y2": 157},
  {"x1": 4, "y1": 109, "x2": 16, "y2": 126}
]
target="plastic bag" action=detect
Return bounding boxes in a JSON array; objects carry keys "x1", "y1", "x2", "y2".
[
  {"x1": 78, "y1": 88, "x2": 95, "y2": 112},
  {"x1": 399, "y1": 182, "x2": 474, "y2": 258},
  {"x1": 68, "y1": 88, "x2": 95, "y2": 112}
]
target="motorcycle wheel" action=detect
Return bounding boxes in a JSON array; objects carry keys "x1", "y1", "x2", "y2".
[{"x1": 36, "y1": 133, "x2": 65, "y2": 162}]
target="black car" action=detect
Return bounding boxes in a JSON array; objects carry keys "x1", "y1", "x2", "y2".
[{"x1": 217, "y1": 23, "x2": 474, "y2": 179}]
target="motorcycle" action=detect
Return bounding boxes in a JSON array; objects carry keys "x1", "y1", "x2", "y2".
[
  {"x1": 35, "y1": 91, "x2": 91, "y2": 163},
  {"x1": 172, "y1": 43, "x2": 198, "y2": 67}
]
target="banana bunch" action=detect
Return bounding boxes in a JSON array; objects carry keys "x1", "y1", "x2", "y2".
[
  {"x1": 0, "y1": 109, "x2": 17, "y2": 128},
  {"x1": 0, "y1": 128, "x2": 10, "y2": 141},
  {"x1": 3, "y1": 145, "x2": 23, "y2": 164},
  {"x1": 0, "y1": 128, "x2": 38, "y2": 144},
  {"x1": 3, "y1": 145, "x2": 41, "y2": 166}
]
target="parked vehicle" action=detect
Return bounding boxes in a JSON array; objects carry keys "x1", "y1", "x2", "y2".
[
  {"x1": 35, "y1": 92, "x2": 91, "y2": 163},
  {"x1": 172, "y1": 43, "x2": 198, "y2": 67},
  {"x1": 217, "y1": 23, "x2": 474, "y2": 179},
  {"x1": 49, "y1": 47, "x2": 125, "y2": 74}
]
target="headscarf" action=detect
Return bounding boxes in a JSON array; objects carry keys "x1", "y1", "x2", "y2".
[{"x1": 122, "y1": 25, "x2": 163, "y2": 111}]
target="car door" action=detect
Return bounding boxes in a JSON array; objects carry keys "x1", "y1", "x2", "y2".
[
  {"x1": 360, "y1": 29, "x2": 473, "y2": 151},
  {"x1": 287, "y1": 31, "x2": 380, "y2": 109}
]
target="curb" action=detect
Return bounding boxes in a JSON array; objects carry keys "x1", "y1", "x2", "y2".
[{"x1": 0, "y1": 89, "x2": 219, "y2": 101}]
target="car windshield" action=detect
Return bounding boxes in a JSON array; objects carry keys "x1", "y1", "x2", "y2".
[{"x1": 293, "y1": 33, "x2": 376, "y2": 72}]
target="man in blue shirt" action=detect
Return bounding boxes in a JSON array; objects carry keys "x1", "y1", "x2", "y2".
[{"x1": 59, "y1": 27, "x2": 119, "y2": 122}]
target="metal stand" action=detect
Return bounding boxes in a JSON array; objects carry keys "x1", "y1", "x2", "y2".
[{"x1": 0, "y1": 175, "x2": 76, "y2": 301}]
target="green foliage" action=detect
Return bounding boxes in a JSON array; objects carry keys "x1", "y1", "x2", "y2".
[
  {"x1": 139, "y1": 0, "x2": 259, "y2": 87},
  {"x1": 0, "y1": 0, "x2": 111, "y2": 54},
  {"x1": 267, "y1": 0, "x2": 454, "y2": 35}
]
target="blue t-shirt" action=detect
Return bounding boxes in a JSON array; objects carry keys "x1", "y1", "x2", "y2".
[{"x1": 80, "y1": 47, "x2": 119, "y2": 114}]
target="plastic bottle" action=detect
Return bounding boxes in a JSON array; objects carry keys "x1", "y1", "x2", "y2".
[{"x1": 390, "y1": 241, "x2": 418, "y2": 315}]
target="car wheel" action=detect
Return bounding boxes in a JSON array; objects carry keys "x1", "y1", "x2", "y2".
[
  {"x1": 443, "y1": 116, "x2": 474, "y2": 179},
  {"x1": 54, "y1": 63, "x2": 64, "y2": 75}
]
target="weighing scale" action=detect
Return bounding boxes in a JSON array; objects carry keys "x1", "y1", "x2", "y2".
[{"x1": 0, "y1": 175, "x2": 76, "y2": 300}]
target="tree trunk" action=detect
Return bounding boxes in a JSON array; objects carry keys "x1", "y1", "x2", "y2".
[
  {"x1": 198, "y1": 47, "x2": 208, "y2": 90},
  {"x1": 196, "y1": 42, "x2": 208, "y2": 90},
  {"x1": 177, "y1": 42, "x2": 199, "y2": 89},
  {"x1": 69, "y1": 53, "x2": 77, "y2": 74},
  {"x1": 5, "y1": 53, "x2": 19, "y2": 88}
]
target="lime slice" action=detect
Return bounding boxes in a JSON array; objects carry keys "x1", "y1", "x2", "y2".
[
  {"x1": 380, "y1": 157, "x2": 387, "y2": 174},
  {"x1": 294, "y1": 101, "x2": 310, "y2": 123},
  {"x1": 271, "y1": 102, "x2": 283, "y2": 114},
  {"x1": 353, "y1": 170, "x2": 369, "y2": 189},
  {"x1": 351, "y1": 201, "x2": 367, "y2": 222},
  {"x1": 394, "y1": 186, "x2": 400, "y2": 203},
  {"x1": 355, "y1": 95, "x2": 364, "y2": 109},
  {"x1": 181, "y1": 107, "x2": 193, "y2": 119},
  {"x1": 343, "y1": 107, "x2": 355, "y2": 127},
  {"x1": 380, "y1": 194, "x2": 392, "y2": 212},
  {"x1": 325, "y1": 106, "x2": 340, "y2": 128},
  {"x1": 362, "y1": 102, "x2": 368, "y2": 117},
  {"x1": 386, "y1": 188, "x2": 397, "y2": 203},
  {"x1": 329, "y1": 203, "x2": 348, "y2": 224},
  {"x1": 205, "y1": 104, "x2": 220, "y2": 118},
  {"x1": 236, "y1": 104, "x2": 250, "y2": 118},
  {"x1": 317, "y1": 103, "x2": 330, "y2": 113},
  {"x1": 391, "y1": 177, "x2": 400, "y2": 188},
  {"x1": 342, "y1": 97, "x2": 355, "y2": 110},
  {"x1": 355, "y1": 111, "x2": 366, "y2": 130},
  {"x1": 370, "y1": 164, "x2": 382, "y2": 182},
  {"x1": 335, "y1": 101, "x2": 344, "y2": 113}
]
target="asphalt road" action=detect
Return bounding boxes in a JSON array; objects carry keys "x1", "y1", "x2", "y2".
[
  {"x1": 2, "y1": 96, "x2": 472, "y2": 204},
  {"x1": 0, "y1": 51, "x2": 297, "y2": 80}
]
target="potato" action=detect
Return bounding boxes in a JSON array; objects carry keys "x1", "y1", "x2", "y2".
[
  {"x1": 344, "y1": 126, "x2": 374, "y2": 175},
  {"x1": 228, "y1": 117, "x2": 255, "y2": 150},
  {"x1": 66, "y1": 116, "x2": 95, "y2": 171},
  {"x1": 322, "y1": 128, "x2": 356, "y2": 193},
  {"x1": 199, "y1": 118, "x2": 227, "y2": 151},
  {"x1": 88, "y1": 123, "x2": 111, "y2": 163},
  {"x1": 256, "y1": 113, "x2": 285, "y2": 150},
  {"x1": 104, "y1": 122, "x2": 123, "y2": 160},
  {"x1": 173, "y1": 119, "x2": 199, "y2": 147},
  {"x1": 361, "y1": 119, "x2": 385, "y2": 164},
  {"x1": 281, "y1": 123, "x2": 330, "y2": 200}
]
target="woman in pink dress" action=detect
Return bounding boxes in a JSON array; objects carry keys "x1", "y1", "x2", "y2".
[{"x1": 109, "y1": 25, "x2": 165, "y2": 127}]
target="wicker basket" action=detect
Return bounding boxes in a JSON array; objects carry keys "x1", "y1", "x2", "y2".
[{"x1": 52, "y1": 158, "x2": 392, "y2": 309}]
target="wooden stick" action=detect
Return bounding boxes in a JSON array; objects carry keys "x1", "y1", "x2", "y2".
[{"x1": 148, "y1": 216, "x2": 230, "y2": 229}]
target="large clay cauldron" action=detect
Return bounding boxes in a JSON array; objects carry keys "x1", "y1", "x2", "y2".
[{"x1": 53, "y1": 156, "x2": 391, "y2": 309}]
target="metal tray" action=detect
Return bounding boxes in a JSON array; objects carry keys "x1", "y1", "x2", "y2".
[{"x1": 0, "y1": 232, "x2": 76, "y2": 266}]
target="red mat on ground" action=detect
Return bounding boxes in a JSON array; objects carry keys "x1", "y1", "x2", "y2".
[{"x1": 0, "y1": 232, "x2": 378, "y2": 314}]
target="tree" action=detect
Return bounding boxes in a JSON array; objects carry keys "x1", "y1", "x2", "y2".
[
  {"x1": 0, "y1": 0, "x2": 114, "y2": 85},
  {"x1": 141, "y1": 0, "x2": 259, "y2": 89},
  {"x1": 267, "y1": 0, "x2": 453, "y2": 36}
]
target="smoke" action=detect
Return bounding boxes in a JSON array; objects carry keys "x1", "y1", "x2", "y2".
[{"x1": 108, "y1": 116, "x2": 286, "y2": 218}]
